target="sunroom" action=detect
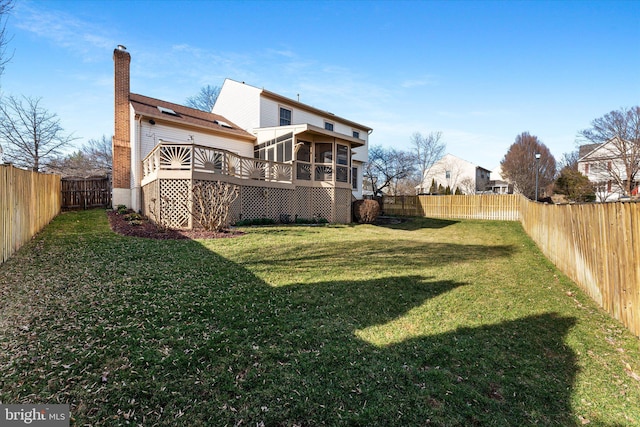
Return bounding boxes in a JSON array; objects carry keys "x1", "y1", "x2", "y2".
[{"x1": 253, "y1": 123, "x2": 365, "y2": 189}]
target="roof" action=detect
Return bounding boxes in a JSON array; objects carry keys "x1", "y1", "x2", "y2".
[
  {"x1": 440, "y1": 153, "x2": 491, "y2": 172},
  {"x1": 222, "y1": 79, "x2": 372, "y2": 132},
  {"x1": 129, "y1": 93, "x2": 255, "y2": 141},
  {"x1": 253, "y1": 123, "x2": 366, "y2": 148},
  {"x1": 578, "y1": 143, "x2": 600, "y2": 160}
]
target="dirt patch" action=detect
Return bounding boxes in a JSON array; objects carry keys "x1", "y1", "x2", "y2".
[{"x1": 106, "y1": 210, "x2": 244, "y2": 240}]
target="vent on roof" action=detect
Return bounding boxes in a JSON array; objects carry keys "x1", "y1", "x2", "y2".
[
  {"x1": 157, "y1": 106, "x2": 178, "y2": 116},
  {"x1": 214, "y1": 120, "x2": 233, "y2": 129}
]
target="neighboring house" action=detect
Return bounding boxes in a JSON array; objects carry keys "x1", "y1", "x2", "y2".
[
  {"x1": 578, "y1": 138, "x2": 639, "y2": 201},
  {"x1": 416, "y1": 154, "x2": 491, "y2": 195},
  {"x1": 112, "y1": 46, "x2": 371, "y2": 226},
  {"x1": 488, "y1": 165, "x2": 513, "y2": 194}
]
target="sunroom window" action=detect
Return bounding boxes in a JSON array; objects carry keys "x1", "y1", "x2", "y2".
[
  {"x1": 315, "y1": 143, "x2": 333, "y2": 163},
  {"x1": 296, "y1": 141, "x2": 312, "y2": 180}
]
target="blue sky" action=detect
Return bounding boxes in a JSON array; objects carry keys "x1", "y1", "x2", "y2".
[{"x1": 2, "y1": 0, "x2": 639, "y2": 169}]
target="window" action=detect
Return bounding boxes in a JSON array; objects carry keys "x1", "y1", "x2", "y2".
[
  {"x1": 352, "y1": 167, "x2": 358, "y2": 190},
  {"x1": 324, "y1": 122, "x2": 334, "y2": 131},
  {"x1": 295, "y1": 141, "x2": 312, "y2": 181},
  {"x1": 336, "y1": 144, "x2": 349, "y2": 165},
  {"x1": 445, "y1": 170, "x2": 451, "y2": 179},
  {"x1": 585, "y1": 164, "x2": 590, "y2": 174},
  {"x1": 255, "y1": 132, "x2": 293, "y2": 162},
  {"x1": 157, "y1": 106, "x2": 178, "y2": 116},
  {"x1": 296, "y1": 141, "x2": 311, "y2": 162},
  {"x1": 352, "y1": 130, "x2": 360, "y2": 139},
  {"x1": 280, "y1": 107, "x2": 292, "y2": 126},
  {"x1": 315, "y1": 143, "x2": 332, "y2": 163}
]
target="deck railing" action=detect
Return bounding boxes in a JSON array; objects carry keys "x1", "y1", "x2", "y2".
[{"x1": 142, "y1": 143, "x2": 293, "y2": 184}]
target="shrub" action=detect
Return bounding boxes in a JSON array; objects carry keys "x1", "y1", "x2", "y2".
[
  {"x1": 294, "y1": 216, "x2": 328, "y2": 225},
  {"x1": 123, "y1": 212, "x2": 143, "y2": 222},
  {"x1": 234, "y1": 217, "x2": 276, "y2": 226},
  {"x1": 353, "y1": 199, "x2": 380, "y2": 224}
]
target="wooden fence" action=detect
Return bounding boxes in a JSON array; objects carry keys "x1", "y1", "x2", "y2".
[
  {"x1": 383, "y1": 194, "x2": 640, "y2": 337},
  {"x1": 61, "y1": 177, "x2": 111, "y2": 210},
  {"x1": 383, "y1": 194, "x2": 521, "y2": 221},
  {"x1": 1, "y1": 165, "x2": 61, "y2": 263},
  {"x1": 520, "y1": 199, "x2": 640, "y2": 337}
]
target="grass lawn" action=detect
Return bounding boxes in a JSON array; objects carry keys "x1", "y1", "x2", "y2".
[{"x1": 1, "y1": 209, "x2": 639, "y2": 426}]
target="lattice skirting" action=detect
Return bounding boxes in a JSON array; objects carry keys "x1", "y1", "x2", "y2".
[{"x1": 142, "y1": 179, "x2": 352, "y2": 229}]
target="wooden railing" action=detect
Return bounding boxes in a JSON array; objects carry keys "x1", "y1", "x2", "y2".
[
  {"x1": 383, "y1": 194, "x2": 640, "y2": 338},
  {"x1": 1, "y1": 165, "x2": 61, "y2": 263},
  {"x1": 142, "y1": 143, "x2": 292, "y2": 184}
]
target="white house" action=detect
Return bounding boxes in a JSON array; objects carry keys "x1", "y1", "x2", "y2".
[
  {"x1": 488, "y1": 165, "x2": 513, "y2": 194},
  {"x1": 416, "y1": 154, "x2": 491, "y2": 195},
  {"x1": 212, "y1": 78, "x2": 371, "y2": 200},
  {"x1": 112, "y1": 46, "x2": 371, "y2": 227},
  {"x1": 578, "y1": 138, "x2": 640, "y2": 201}
]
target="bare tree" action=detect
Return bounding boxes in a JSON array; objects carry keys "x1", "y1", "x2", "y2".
[
  {"x1": 578, "y1": 106, "x2": 640, "y2": 196},
  {"x1": 47, "y1": 135, "x2": 112, "y2": 177},
  {"x1": 191, "y1": 181, "x2": 238, "y2": 231},
  {"x1": 0, "y1": 0, "x2": 13, "y2": 79},
  {"x1": 364, "y1": 145, "x2": 415, "y2": 196},
  {"x1": 82, "y1": 135, "x2": 112, "y2": 171},
  {"x1": 458, "y1": 177, "x2": 476, "y2": 195},
  {"x1": 185, "y1": 85, "x2": 221, "y2": 112},
  {"x1": 162, "y1": 181, "x2": 239, "y2": 231},
  {"x1": 411, "y1": 131, "x2": 445, "y2": 192},
  {"x1": 558, "y1": 150, "x2": 579, "y2": 171},
  {"x1": 0, "y1": 95, "x2": 77, "y2": 171},
  {"x1": 501, "y1": 132, "x2": 556, "y2": 200}
]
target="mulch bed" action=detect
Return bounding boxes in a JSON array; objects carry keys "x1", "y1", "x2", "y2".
[{"x1": 106, "y1": 210, "x2": 244, "y2": 240}]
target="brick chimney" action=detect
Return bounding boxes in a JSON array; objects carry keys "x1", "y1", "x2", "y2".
[{"x1": 113, "y1": 45, "x2": 131, "y2": 205}]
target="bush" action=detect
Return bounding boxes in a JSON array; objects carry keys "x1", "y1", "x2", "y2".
[
  {"x1": 353, "y1": 199, "x2": 380, "y2": 224},
  {"x1": 234, "y1": 217, "x2": 276, "y2": 226},
  {"x1": 294, "y1": 216, "x2": 328, "y2": 225}
]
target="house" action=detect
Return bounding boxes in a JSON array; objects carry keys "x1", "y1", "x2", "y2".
[
  {"x1": 487, "y1": 165, "x2": 513, "y2": 194},
  {"x1": 112, "y1": 46, "x2": 371, "y2": 226},
  {"x1": 416, "y1": 153, "x2": 491, "y2": 195},
  {"x1": 578, "y1": 138, "x2": 639, "y2": 201}
]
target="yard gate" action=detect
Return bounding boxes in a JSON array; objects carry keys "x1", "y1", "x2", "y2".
[{"x1": 61, "y1": 177, "x2": 111, "y2": 210}]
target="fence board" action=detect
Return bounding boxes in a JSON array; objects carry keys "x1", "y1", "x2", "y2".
[
  {"x1": 384, "y1": 194, "x2": 520, "y2": 221},
  {"x1": 519, "y1": 198, "x2": 640, "y2": 337},
  {"x1": 1, "y1": 165, "x2": 61, "y2": 264}
]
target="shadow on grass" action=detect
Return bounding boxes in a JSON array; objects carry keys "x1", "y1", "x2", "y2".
[
  {"x1": 0, "y1": 213, "x2": 586, "y2": 426},
  {"x1": 238, "y1": 238, "x2": 517, "y2": 273},
  {"x1": 375, "y1": 216, "x2": 460, "y2": 231}
]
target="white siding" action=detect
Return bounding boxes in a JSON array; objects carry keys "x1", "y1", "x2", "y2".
[
  {"x1": 212, "y1": 79, "x2": 262, "y2": 131},
  {"x1": 420, "y1": 154, "x2": 480, "y2": 194},
  {"x1": 352, "y1": 145, "x2": 368, "y2": 163},
  {"x1": 137, "y1": 122, "x2": 253, "y2": 161}
]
